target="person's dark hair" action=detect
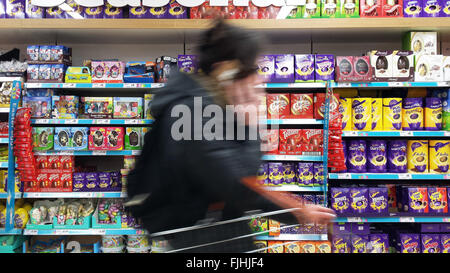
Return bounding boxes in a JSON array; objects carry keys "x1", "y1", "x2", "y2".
[{"x1": 198, "y1": 19, "x2": 263, "y2": 77}]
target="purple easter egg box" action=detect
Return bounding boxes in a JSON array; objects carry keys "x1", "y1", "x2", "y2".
[
  {"x1": 332, "y1": 234, "x2": 352, "y2": 253},
  {"x1": 399, "y1": 233, "x2": 421, "y2": 253},
  {"x1": 72, "y1": 172, "x2": 86, "y2": 192},
  {"x1": 257, "y1": 163, "x2": 269, "y2": 186},
  {"x1": 283, "y1": 162, "x2": 297, "y2": 185},
  {"x1": 315, "y1": 54, "x2": 335, "y2": 82},
  {"x1": 25, "y1": 0, "x2": 45, "y2": 18},
  {"x1": 257, "y1": 55, "x2": 275, "y2": 83},
  {"x1": 84, "y1": 6, "x2": 104, "y2": 19},
  {"x1": 422, "y1": 0, "x2": 442, "y2": 17},
  {"x1": 351, "y1": 234, "x2": 369, "y2": 253},
  {"x1": 402, "y1": 98, "x2": 424, "y2": 131},
  {"x1": 297, "y1": 163, "x2": 314, "y2": 186},
  {"x1": 313, "y1": 163, "x2": 324, "y2": 186},
  {"x1": 104, "y1": 4, "x2": 123, "y2": 18},
  {"x1": 421, "y1": 234, "x2": 441, "y2": 253},
  {"x1": 388, "y1": 140, "x2": 407, "y2": 173},
  {"x1": 330, "y1": 187, "x2": 350, "y2": 215},
  {"x1": 85, "y1": 172, "x2": 99, "y2": 192},
  {"x1": 403, "y1": 0, "x2": 424, "y2": 17},
  {"x1": 268, "y1": 162, "x2": 284, "y2": 186},
  {"x1": 369, "y1": 234, "x2": 389, "y2": 253},
  {"x1": 347, "y1": 140, "x2": 367, "y2": 173},
  {"x1": 6, "y1": 0, "x2": 25, "y2": 18},
  {"x1": 368, "y1": 187, "x2": 389, "y2": 215},
  {"x1": 273, "y1": 54, "x2": 295, "y2": 83},
  {"x1": 294, "y1": 54, "x2": 315, "y2": 82},
  {"x1": 350, "y1": 187, "x2": 369, "y2": 214},
  {"x1": 178, "y1": 55, "x2": 198, "y2": 74},
  {"x1": 367, "y1": 140, "x2": 387, "y2": 173}
]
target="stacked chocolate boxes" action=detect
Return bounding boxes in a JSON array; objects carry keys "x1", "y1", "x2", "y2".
[{"x1": 258, "y1": 162, "x2": 324, "y2": 187}]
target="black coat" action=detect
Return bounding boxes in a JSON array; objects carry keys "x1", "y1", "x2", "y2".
[{"x1": 126, "y1": 72, "x2": 296, "y2": 252}]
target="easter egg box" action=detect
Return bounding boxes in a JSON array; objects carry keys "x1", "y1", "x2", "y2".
[{"x1": 92, "y1": 205, "x2": 122, "y2": 229}]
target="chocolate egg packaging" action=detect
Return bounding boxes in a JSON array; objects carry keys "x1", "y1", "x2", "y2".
[
  {"x1": 422, "y1": 0, "x2": 442, "y2": 17},
  {"x1": 294, "y1": 54, "x2": 315, "y2": 82},
  {"x1": 369, "y1": 50, "x2": 393, "y2": 81},
  {"x1": 402, "y1": 98, "x2": 424, "y2": 130},
  {"x1": 274, "y1": 54, "x2": 294, "y2": 83},
  {"x1": 404, "y1": 0, "x2": 423, "y2": 16},
  {"x1": 125, "y1": 127, "x2": 142, "y2": 150},
  {"x1": 339, "y1": 0, "x2": 360, "y2": 17},
  {"x1": 32, "y1": 127, "x2": 54, "y2": 151},
  {"x1": 382, "y1": 0, "x2": 404, "y2": 16},
  {"x1": 403, "y1": 32, "x2": 438, "y2": 57},
  {"x1": 321, "y1": 0, "x2": 341, "y2": 17},
  {"x1": 367, "y1": 140, "x2": 387, "y2": 173},
  {"x1": 429, "y1": 140, "x2": 449, "y2": 174},
  {"x1": 407, "y1": 140, "x2": 429, "y2": 173},
  {"x1": 257, "y1": 55, "x2": 275, "y2": 83},
  {"x1": 392, "y1": 50, "x2": 414, "y2": 81},
  {"x1": 388, "y1": 140, "x2": 408, "y2": 173},
  {"x1": 352, "y1": 98, "x2": 372, "y2": 131},
  {"x1": 414, "y1": 55, "x2": 444, "y2": 82},
  {"x1": 113, "y1": 97, "x2": 143, "y2": 119},
  {"x1": 383, "y1": 98, "x2": 402, "y2": 131},
  {"x1": 177, "y1": 55, "x2": 198, "y2": 74}
]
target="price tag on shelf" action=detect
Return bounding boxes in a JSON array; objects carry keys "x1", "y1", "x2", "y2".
[
  {"x1": 124, "y1": 83, "x2": 138, "y2": 88},
  {"x1": 444, "y1": 131, "x2": 450, "y2": 137},
  {"x1": 35, "y1": 119, "x2": 50, "y2": 124},
  {"x1": 25, "y1": 229, "x2": 38, "y2": 235},
  {"x1": 65, "y1": 119, "x2": 78, "y2": 124},
  {"x1": 443, "y1": 218, "x2": 450, "y2": 223},
  {"x1": 337, "y1": 173, "x2": 351, "y2": 179},
  {"x1": 92, "y1": 229, "x2": 106, "y2": 235},
  {"x1": 338, "y1": 83, "x2": 352, "y2": 88},
  {"x1": 153, "y1": 83, "x2": 164, "y2": 88},
  {"x1": 95, "y1": 119, "x2": 110, "y2": 125},
  {"x1": 93, "y1": 83, "x2": 106, "y2": 88},
  {"x1": 398, "y1": 173, "x2": 412, "y2": 180},
  {"x1": 92, "y1": 151, "x2": 107, "y2": 156},
  {"x1": 347, "y1": 217, "x2": 363, "y2": 223},
  {"x1": 132, "y1": 150, "x2": 141, "y2": 156},
  {"x1": 58, "y1": 151, "x2": 74, "y2": 156},
  {"x1": 399, "y1": 217, "x2": 415, "y2": 223},
  {"x1": 55, "y1": 230, "x2": 69, "y2": 235},
  {"x1": 125, "y1": 119, "x2": 139, "y2": 125},
  {"x1": 388, "y1": 82, "x2": 403, "y2": 87},
  {"x1": 437, "y1": 82, "x2": 450, "y2": 87},
  {"x1": 64, "y1": 83, "x2": 76, "y2": 88},
  {"x1": 344, "y1": 131, "x2": 358, "y2": 137},
  {"x1": 78, "y1": 192, "x2": 93, "y2": 198},
  {"x1": 400, "y1": 131, "x2": 413, "y2": 137}
]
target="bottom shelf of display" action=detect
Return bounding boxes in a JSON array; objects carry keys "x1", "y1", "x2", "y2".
[
  {"x1": 23, "y1": 228, "x2": 147, "y2": 236},
  {"x1": 254, "y1": 234, "x2": 328, "y2": 241}
]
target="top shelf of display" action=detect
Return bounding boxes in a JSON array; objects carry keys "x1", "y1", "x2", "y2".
[{"x1": 0, "y1": 18, "x2": 449, "y2": 30}]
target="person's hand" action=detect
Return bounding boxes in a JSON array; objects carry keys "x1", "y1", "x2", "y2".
[{"x1": 292, "y1": 204, "x2": 336, "y2": 225}]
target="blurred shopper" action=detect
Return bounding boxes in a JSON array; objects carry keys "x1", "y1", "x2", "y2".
[{"x1": 126, "y1": 19, "x2": 335, "y2": 253}]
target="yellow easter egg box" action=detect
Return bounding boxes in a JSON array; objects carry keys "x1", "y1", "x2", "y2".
[{"x1": 65, "y1": 67, "x2": 92, "y2": 83}]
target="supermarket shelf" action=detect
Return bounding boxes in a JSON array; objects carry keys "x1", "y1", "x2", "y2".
[
  {"x1": 261, "y1": 119, "x2": 324, "y2": 125},
  {"x1": 255, "y1": 234, "x2": 328, "y2": 241},
  {"x1": 334, "y1": 216, "x2": 450, "y2": 223},
  {"x1": 342, "y1": 131, "x2": 450, "y2": 137},
  {"x1": 34, "y1": 150, "x2": 141, "y2": 156},
  {"x1": 23, "y1": 81, "x2": 450, "y2": 90},
  {"x1": 31, "y1": 119, "x2": 154, "y2": 125},
  {"x1": 23, "y1": 228, "x2": 147, "y2": 236},
  {"x1": 23, "y1": 192, "x2": 127, "y2": 198},
  {"x1": 263, "y1": 185, "x2": 323, "y2": 192},
  {"x1": 258, "y1": 83, "x2": 326, "y2": 88},
  {"x1": 0, "y1": 138, "x2": 8, "y2": 143},
  {"x1": 262, "y1": 155, "x2": 323, "y2": 162},
  {"x1": 329, "y1": 173, "x2": 450, "y2": 180},
  {"x1": 332, "y1": 81, "x2": 450, "y2": 88},
  {"x1": 25, "y1": 82, "x2": 164, "y2": 89},
  {"x1": 0, "y1": 193, "x2": 22, "y2": 199},
  {"x1": 0, "y1": 229, "x2": 23, "y2": 235},
  {"x1": 2, "y1": 18, "x2": 450, "y2": 31},
  {"x1": 0, "y1": 108, "x2": 9, "y2": 113}
]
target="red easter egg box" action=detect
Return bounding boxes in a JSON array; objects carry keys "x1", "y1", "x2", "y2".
[{"x1": 267, "y1": 94, "x2": 290, "y2": 119}]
